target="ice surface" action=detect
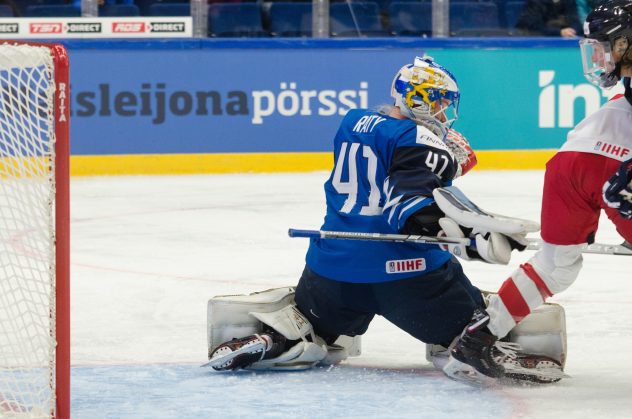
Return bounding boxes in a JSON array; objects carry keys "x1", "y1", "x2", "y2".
[{"x1": 70, "y1": 171, "x2": 632, "y2": 418}]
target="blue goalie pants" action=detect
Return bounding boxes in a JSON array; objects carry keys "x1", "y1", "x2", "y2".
[{"x1": 294, "y1": 258, "x2": 484, "y2": 347}]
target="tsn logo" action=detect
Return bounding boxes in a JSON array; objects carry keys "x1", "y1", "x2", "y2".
[
  {"x1": 112, "y1": 22, "x2": 145, "y2": 33},
  {"x1": 539, "y1": 70, "x2": 625, "y2": 128},
  {"x1": 30, "y1": 23, "x2": 63, "y2": 34}
]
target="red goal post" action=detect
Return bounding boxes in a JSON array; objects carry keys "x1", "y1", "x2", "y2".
[{"x1": 0, "y1": 42, "x2": 69, "y2": 419}]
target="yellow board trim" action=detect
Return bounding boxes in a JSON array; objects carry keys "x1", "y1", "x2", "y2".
[
  {"x1": 69, "y1": 150, "x2": 557, "y2": 176},
  {"x1": 474, "y1": 149, "x2": 556, "y2": 170}
]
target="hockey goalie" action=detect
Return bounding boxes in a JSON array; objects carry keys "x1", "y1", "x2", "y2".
[
  {"x1": 204, "y1": 185, "x2": 568, "y2": 383},
  {"x1": 205, "y1": 55, "x2": 568, "y2": 385}
]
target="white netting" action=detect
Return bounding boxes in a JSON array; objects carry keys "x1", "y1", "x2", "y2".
[{"x1": 0, "y1": 44, "x2": 57, "y2": 419}]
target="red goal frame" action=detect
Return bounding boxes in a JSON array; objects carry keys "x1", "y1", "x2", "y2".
[
  {"x1": 52, "y1": 42, "x2": 70, "y2": 419},
  {"x1": 7, "y1": 41, "x2": 71, "y2": 419}
]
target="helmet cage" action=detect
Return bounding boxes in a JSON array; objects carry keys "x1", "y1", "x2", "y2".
[
  {"x1": 580, "y1": 38, "x2": 618, "y2": 87},
  {"x1": 582, "y1": 0, "x2": 632, "y2": 87}
]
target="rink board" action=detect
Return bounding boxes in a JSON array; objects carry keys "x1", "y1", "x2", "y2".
[{"x1": 57, "y1": 38, "x2": 622, "y2": 175}]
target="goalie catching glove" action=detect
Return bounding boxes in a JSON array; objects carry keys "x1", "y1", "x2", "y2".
[
  {"x1": 438, "y1": 218, "x2": 525, "y2": 264},
  {"x1": 432, "y1": 186, "x2": 536, "y2": 264}
]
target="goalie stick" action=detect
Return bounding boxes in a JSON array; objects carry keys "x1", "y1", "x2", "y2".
[
  {"x1": 525, "y1": 239, "x2": 632, "y2": 256},
  {"x1": 290, "y1": 186, "x2": 632, "y2": 255},
  {"x1": 288, "y1": 228, "x2": 471, "y2": 247},
  {"x1": 288, "y1": 229, "x2": 632, "y2": 256}
]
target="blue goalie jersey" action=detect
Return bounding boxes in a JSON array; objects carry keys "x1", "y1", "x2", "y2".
[{"x1": 306, "y1": 108, "x2": 460, "y2": 283}]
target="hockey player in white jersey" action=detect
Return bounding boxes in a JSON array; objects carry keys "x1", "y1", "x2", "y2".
[{"x1": 443, "y1": 0, "x2": 632, "y2": 385}]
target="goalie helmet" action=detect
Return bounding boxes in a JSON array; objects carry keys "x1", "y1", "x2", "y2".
[
  {"x1": 391, "y1": 56, "x2": 460, "y2": 138},
  {"x1": 580, "y1": 0, "x2": 632, "y2": 88}
]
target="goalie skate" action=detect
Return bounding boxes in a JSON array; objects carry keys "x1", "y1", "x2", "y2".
[
  {"x1": 443, "y1": 309, "x2": 504, "y2": 387},
  {"x1": 443, "y1": 356, "x2": 500, "y2": 387},
  {"x1": 205, "y1": 334, "x2": 273, "y2": 371}
]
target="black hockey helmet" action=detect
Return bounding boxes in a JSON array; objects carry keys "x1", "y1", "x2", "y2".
[
  {"x1": 584, "y1": 0, "x2": 632, "y2": 43},
  {"x1": 581, "y1": 0, "x2": 632, "y2": 88}
]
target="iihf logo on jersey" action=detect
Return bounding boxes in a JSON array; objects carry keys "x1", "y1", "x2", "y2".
[
  {"x1": 594, "y1": 141, "x2": 630, "y2": 159},
  {"x1": 386, "y1": 258, "x2": 426, "y2": 274}
]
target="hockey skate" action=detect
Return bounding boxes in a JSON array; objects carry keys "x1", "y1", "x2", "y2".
[
  {"x1": 443, "y1": 309, "x2": 504, "y2": 386},
  {"x1": 206, "y1": 332, "x2": 285, "y2": 371}
]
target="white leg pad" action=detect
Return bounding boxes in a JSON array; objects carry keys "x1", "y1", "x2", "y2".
[
  {"x1": 207, "y1": 287, "x2": 295, "y2": 355},
  {"x1": 426, "y1": 342, "x2": 451, "y2": 371},
  {"x1": 508, "y1": 302, "x2": 567, "y2": 367},
  {"x1": 250, "y1": 304, "x2": 314, "y2": 341},
  {"x1": 426, "y1": 297, "x2": 567, "y2": 370},
  {"x1": 333, "y1": 335, "x2": 362, "y2": 357},
  {"x1": 207, "y1": 286, "x2": 361, "y2": 370}
]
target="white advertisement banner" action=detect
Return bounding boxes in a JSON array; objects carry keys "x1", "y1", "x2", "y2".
[{"x1": 0, "y1": 17, "x2": 192, "y2": 38}]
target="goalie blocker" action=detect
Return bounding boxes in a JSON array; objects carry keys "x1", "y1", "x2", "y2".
[{"x1": 205, "y1": 287, "x2": 361, "y2": 371}]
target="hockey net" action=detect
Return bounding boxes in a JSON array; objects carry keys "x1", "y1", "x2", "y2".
[{"x1": 0, "y1": 43, "x2": 70, "y2": 419}]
